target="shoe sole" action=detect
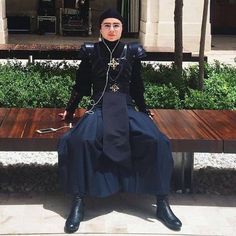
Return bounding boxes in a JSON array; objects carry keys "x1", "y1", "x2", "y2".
[
  {"x1": 156, "y1": 216, "x2": 181, "y2": 231},
  {"x1": 64, "y1": 213, "x2": 84, "y2": 233},
  {"x1": 64, "y1": 226, "x2": 79, "y2": 234}
]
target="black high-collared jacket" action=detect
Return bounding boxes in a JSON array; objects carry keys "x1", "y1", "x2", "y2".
[{"x1": 66, "y1": 39, "x2": 149, "y2": 114}]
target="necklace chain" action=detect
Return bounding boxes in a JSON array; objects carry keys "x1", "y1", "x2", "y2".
[
  {"x1": 84, "y1": 40, "x2": 120, "y2": 114},
  {"x1": 102, "y1": 39, "x2": 120, "y2": 62}
]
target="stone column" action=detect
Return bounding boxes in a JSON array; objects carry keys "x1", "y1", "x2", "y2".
[
  {"x1": 139, "y1": 0, "x2": 159, "y2": 47},
  {"x1": 182, "y1": 0, "x2": 211, "y2": 52},
  {"x1": 154, "y1": 0, "x2": 175, "y2": 50},
  {"x1": 0, "y1": 0, "x2": 8, "y2": 43},
  {"x1": 140, "y1": 0, "x2": 211, "y2": 52}
]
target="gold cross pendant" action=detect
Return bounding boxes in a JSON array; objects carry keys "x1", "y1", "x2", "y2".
[
  {"x1": 108, "y1": 58, "x2": 119, "y2": 70},
  {"x1": 110, "y1": 84, "x2": 119, "y2": 92}
]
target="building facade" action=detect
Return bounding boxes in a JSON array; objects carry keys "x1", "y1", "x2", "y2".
[
  {"x1": 1, "y1": 0, "x2": 234, "y2": 53},
  {"x1": 0, "y1": 0, "x2": 7, "y2": 43},
  {"x1": 140, "y1": 0, "x2": 211, "y2": 52}
]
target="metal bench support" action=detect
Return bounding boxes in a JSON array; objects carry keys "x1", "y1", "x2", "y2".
[{"x1": 172, "y1": 152, "x2": 194, "y2": 193}]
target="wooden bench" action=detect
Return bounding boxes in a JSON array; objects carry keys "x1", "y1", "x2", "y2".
[
  {"x1": 0, "y1": 44, "x2": 207, "y2": 62},
  {"x1": 1, "y1": 108, "x2": 235, "y2": 192}
]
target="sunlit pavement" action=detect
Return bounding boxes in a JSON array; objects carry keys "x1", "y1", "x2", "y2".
[{"x1": 0, "y1": 192, "x2": 236, "y2": 235}]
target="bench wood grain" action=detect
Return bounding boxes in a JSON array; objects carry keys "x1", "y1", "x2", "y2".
[{"x1": 1, "y1": 108, "x2": 235, "y2": 153}]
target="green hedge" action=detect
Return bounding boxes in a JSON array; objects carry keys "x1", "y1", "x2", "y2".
[
  {"x1": 142, "y1": 62, "x2": 236, "y2": 109},
  {"x1": 144, "y1": 82, "x2": 181, "y2": 108},
  {"x1": 0, "y1": 61, "x2": 75, "y2": 108},
  {"x1": 0, "y1": 60, "x2": 236, "y2": 110}
]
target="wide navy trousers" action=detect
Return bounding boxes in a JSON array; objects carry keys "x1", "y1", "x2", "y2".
[{"x1": 58, "y1": 106, "x2": 173, "y2": 197}]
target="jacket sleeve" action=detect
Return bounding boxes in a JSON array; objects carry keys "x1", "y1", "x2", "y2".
[
  {"x1": 129, "y1": 43, "x2": 150, "y2": 114},
  {"x1": 66, "y1": 46, "x2": 92, "y2": 113},
  {"x1": 129, "y1": 60, "x2": 149, "y2": 114}
]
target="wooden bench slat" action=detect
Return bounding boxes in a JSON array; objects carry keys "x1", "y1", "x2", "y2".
[
  {"x1": 0, "y1": 108, "x2": 35, "y2": 150},
  {"x1": 151, "y1": 109, "x2": 223, "y2": 152},
  {"x1": 0, "y1": 108, "x2": 66, "y2": 151},
  {"x1": 0, "y1": 108, "x2": 86, "y2": 151},
  {"x1": 0, "y1": 108, "x2": 33, "y2": 138},
  {"x1": 193, "y1": 110, "x2": 236, "y2": 153},
  {"x1": 27, "y1": 108, "x2": 85, "y2": 138},
  {"x1": 23, "y1": 108, "x2": 65, "y2": 138},
  {"x1": 21, "y1": 108, "x2": 63, "y2": 150},
  {"x1": 0, "y1": 108, "x2": 10, "y2": 127},
  {"x1": 1, "y1": 108, "x2": 235, "y2": 153}
]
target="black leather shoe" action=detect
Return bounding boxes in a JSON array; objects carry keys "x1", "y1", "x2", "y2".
[
  {"x1": 156, "y1": 199, "x2": 182, "y2": 231},
  {"x1": 65, "y1": 196, "x2": 84, "y2": 233}
]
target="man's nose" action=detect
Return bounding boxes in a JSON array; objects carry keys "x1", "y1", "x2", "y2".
[{"x1": 109, "y1": 25, "x2": 115, "y2": 31}]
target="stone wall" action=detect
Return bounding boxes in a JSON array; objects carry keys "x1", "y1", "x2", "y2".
[
  {"x1": 1, "y1": 0, "x2": 212, "y2": 52},
  {"x1": 0, "y1": 0, "x2": 7, "y2": 43},
  {"x1": 140, "y1": 0, "x2": 211, "y2": 52}
]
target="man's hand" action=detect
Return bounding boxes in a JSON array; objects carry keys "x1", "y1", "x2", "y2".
[
  {"x1": 58, "y1": 111, "x2": 75, "y2": 121},
  {"x1": 149, "y1": 112, "x2": 154, "y2": 120},
  {"x1": 145, "y1": 109, "x2": 154, "y2": 120}
]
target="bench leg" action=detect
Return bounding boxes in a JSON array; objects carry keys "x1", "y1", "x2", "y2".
[{"x1": 172, "y1": 152, "x2": 194, "y2": 193}]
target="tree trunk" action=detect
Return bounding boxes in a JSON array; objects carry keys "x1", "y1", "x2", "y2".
[
  {"x1": 174, "y1": 0, "x2": 183, "y2": 71},
  {"x1": 199, "y1": 0, "x2": 209, "y2": 90}
]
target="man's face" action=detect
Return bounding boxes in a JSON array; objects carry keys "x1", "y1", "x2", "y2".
[{"x1": 100, "y1": 18, "x2": 123, "y2": 42}]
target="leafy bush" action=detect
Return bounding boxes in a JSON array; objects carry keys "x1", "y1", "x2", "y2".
[
  {"x1": 142, "y1": 63, "x2": 190, "y2": 97},
  {"x1": 183, "y1": 61, "x2": 236, "y2": 109},
  {"x1": 142, "y1": 63, "x2": 182, "y2": 85},
  {"x1": 0, "y1": 60, "x2": 93, "y2": 108},
  {"x1": 183, "y1": 89, "x2": 216, "y2": 109},
  {"x1": 0, "y1": 60, "x2": 236, "y2": 110},
  {"x1": 0, "y1": 60, "x2": 75, "y2": 108},
  {"x1": 144, "y1": 82, "x2": 181, "y2": 108},
  {"x1": 142, "y1": 61, "x2": 236, "y2": 110}
]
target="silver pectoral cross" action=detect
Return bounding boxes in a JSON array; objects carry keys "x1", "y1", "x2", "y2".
[
  {"x1": 108, "y1": 58, "x2": 119, "y2": 70},
  {"x1": 110, "y1": 84, "x2": 119, "y2": 92}
]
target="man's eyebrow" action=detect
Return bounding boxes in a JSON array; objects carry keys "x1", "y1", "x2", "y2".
[{"x1": 103, "y1": 22, "x2": 121, "y2": 24}]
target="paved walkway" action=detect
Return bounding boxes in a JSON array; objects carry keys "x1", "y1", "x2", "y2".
[
  {"x1": 0, "y1": 192, "x2": 236, "y2": 235},
  {"x1": 206, "y1": 35, "x2": 236, "y2": 65},
  {"x1": 6, "y1": 34, "x2": 236, "y2": 66}
]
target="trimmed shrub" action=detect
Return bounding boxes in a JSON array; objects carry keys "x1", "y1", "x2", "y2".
[
  {"x1": 0, "y1": 61, "x2": 75, "y2": 108},
  {"x1": 144, "y1": 82, "x2": 181, "y2": 109},
  {"x1": 0, "y1": 60, "x2": 236, "y2": 110}
]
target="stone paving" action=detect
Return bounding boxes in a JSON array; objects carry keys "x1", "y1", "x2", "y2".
[
  {"x1": 6, "y1": 34, "x2": 236, "y2": 66},
  {"x1": 204, "y1": 35, "x2": 236, "y2": 65},
  {"x1": 1, "y1": 192, "x2": 236, "y2": 236}
]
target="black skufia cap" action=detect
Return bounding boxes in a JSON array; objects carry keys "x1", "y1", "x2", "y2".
[{"x1": 99, "y1": 8, "x2": 124, "y2": 26}]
